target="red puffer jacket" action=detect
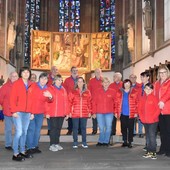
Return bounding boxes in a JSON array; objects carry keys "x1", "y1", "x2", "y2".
[
  {"x1": 0, "y1": 80, "x2": 13, "y2": 116},
  {"x1": 154, "y1": 78, "x2": 170, "y2": 115},
  {"x1": 46, "y1": 85, "x2": 68, "y2": 117},
  {"x1": 92, "y1": 87, "x2": 116, "y2": 114},
  {"x1": 115, "y1": 88, "x2": 138, "y2": 118},
  {"x1": 138, "y1": 93, "x2": 160, "y2": 123},
  {"x1": 68, "y1": 88, "x2": 92, "y2": 118},
  {"x1": 10, "y1": 78, "x2": 33, "y2": 113}
]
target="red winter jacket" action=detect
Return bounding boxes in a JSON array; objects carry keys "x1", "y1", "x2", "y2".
[
  {"x1": 154, "y1": 78, "x2": 170, "y2": 115},
  {"x1": 63, "y1": 76, "x2": 78, "y2": 94},
  {"x1": 138, "y1": 93, "x2": 160, "y2": 123},
  {"x1": 10, "y1": 78, "x2": 33, "y2": 113},
  {"x1": 46, "y1": 85, "x2": 68, "y2": 117},
  {"x1": 92, "y1": 87, "x2": 116, "y2": 114},
  {"x1": 0, "y1": 80, "x2": 13, "y2": 116},
  {"x1": 68, "y1": 88, "x2": 92, "y2": 118},
  {"x1": 115, "y1": 88, "x2": 138, "y2": 118},
  {"x1": 88, "y1": 77, "x2": 103, "y2": 98},
  {"x1": 109, "y1": 81, "x2": 123, "y2": 92},
  {"x1": 29, "y1": 83, "x2": 50, "y2": 114}
]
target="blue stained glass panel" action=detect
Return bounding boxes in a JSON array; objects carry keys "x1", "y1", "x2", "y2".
[{"x1": 99, "y1": 0, "x2": 115, "y2": 64}]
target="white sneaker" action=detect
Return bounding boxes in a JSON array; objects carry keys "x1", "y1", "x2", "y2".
[
  {"x1": 49, "y1": 145, "x2": 58, "y2": 152},
  {"x1": 82, "y1": 144, "x2": 88, "y2": 148},
  {"x1": 73, "y1": 145, "x2": 78, "y2": 149},
  {"x1": 55, "y1": 144, "x2": 63, "y2": 150}
]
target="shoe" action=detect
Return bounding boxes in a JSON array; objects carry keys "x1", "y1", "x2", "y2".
[
  {"x1": 103, "y1": 143, "x2": 109, "y2": 147},
  {"x1": 73, "y1": 145, "x2": 78, "y2": 149},
  {"x1": 27, "y1": 149, "x2": 35, "y2": 154},
  {"x1": 151, "y1": 152, "x2": 157, "y2": 160},
  {"x1": 92, "y1": 130, "x2": 97, "y2": 135},
  {"x1": 96, "y1": 142, "x2": 103, "y2": 146},
  {"x1": 143, "y1": 152, "x2": 152, "y2": 158},
  {"x1": 5, "y1": 146, "x2": 13, "y2": 150},
  {"x1": 133, "y1": 134, "x2": 136, "y2": 137},
  {"x1": 55, "y1": 144, "x2": 63, "y2": 150},
  {"x1": 12, "y1": 154, "x2": 25, "y2": 161},
  {"x1": 49, "y1": 145, "x2": 58, "y2": 152},
  {"x1": 82, "y1": 144, "x2": 88, "y2": 148},
  {"x1": 156, "y1": 150, "x2": 165, "y2": 155},
  {"x1": 139, "y1": 134, "x2": 144, "y2": 138},
  {"x1": 143, "y1": 146, "x2": 147, "y2": 151},
  {"x1": 121, "y1": 142, "x2": 128, "y2": 147},
  {"x1": 20, "y1": 152, "x2": 33, "y2": 158},
  {"x1": 128, "y1": 143, "x2": 133, "y2": 148},
  {"x1": 66, "y1": 130, "x2": 72, "y2": 135},
  {"x1": 47, "y1": 130, "x2": 50, "y2": 135}
]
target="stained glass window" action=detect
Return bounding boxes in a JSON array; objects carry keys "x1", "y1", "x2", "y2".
[
  {"x1": 59, "y1": 0, "x2": 80, "y2": 32},
  {"x1": 99, "y1": 0, "x2": 115, "y2": 64},
  {"x1": 24, "y1": 0, "x2": 41, "y2": 66}
]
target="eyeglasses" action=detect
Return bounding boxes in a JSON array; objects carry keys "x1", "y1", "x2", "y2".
[{"x1": 159, "y1": 71, "x2": 167, "y2": 74}]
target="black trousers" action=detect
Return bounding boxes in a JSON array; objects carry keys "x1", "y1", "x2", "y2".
[
  {"x1": 120, "y1": 115, "x2": 135, "y2": 143},
  {"x1": 50, "y1": 117, "x2": 64, "y2": 145},
  {"x1": 92, "y1": 118, "x2": 98, "y2": 132},
  {"x1": 159, "y1": 114, "x2": 170, "y2": 155},
  {"x1": 111, "y1": 116, "x2": 117, "y2": 135}
]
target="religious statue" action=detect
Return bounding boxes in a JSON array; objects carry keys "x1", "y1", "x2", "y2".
[
  {"x1": 127, "y1": 23, "x2": 134, "y2": 52},
  {"x1": 143, "y1": 1, "x2": 152, "y2": 31},
  {"x1": 118, "y1": 35, "x2": 123, "y2": 57},
  {"x1": 7, "y1": 20, "x2": 16, "y2": 50}
]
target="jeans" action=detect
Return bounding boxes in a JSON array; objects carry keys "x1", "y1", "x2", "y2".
[
  {"x1": 68, "y1": 118, "x2": 73, "y2": 131},
  {"x1": 50, "y1": 117, "x2": 64, "y2": 145},
  {"x1": 47, "y1": 118, "x2": 50, "y2": 130},
  {"x1": 4, "y1": 116, "x2": 13, "y2": 147},
  {"x1": 134, "y1": 117, "x2": 143, "y2": 134},
  {"x1": 144, "y1": 122, "x2": 158, "y2": 152},
  {"x1": 13, "y1": 112, "x2": 31, "y2": 155},
  {"x1": 96, "y1": 113, "x2": 113, "y2": 144},
  {"x1": 72, "y1": 118, "x2": 87, "y2": 145},
  {"x1": 26, "y1": 114, "x2": 44, "y2": 149},
  {"x1": 120, "y1": 115, "x2": 134, "y2": 143}
]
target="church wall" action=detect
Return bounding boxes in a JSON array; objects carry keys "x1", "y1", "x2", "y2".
[{"x1": 123, "y1": 45, "x2": 170, "y2": 83}]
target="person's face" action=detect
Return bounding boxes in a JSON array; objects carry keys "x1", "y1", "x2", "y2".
[
  {"x1": 114, "y1": 75, "x2": 120, "y2": 83},
  {"x1": 124, "y1": 81, "x2": 131, "y2": 90},
  {"x1": 140, "y1": 75, "x2": 149, "y2": 84},
  {"x1": 31, "y1": 74, "x2": 37, "y2": 82},
  {"x1": 21, "y1": 70, "x2": 30, "y2": 80},
  {"x1": 51, "y1": 67, "x2": 58, "y2": 77},
  {"x1": 144, "y1": 86, "x2": 153, "y2": 95},
  {"x1": 55, "y1": 78, "x2": 63, "y2": 87},
  {"x1": 95, "y1": 69, "x2": 101, "y2": 79},
  {"x1": 102, "y1": 79, "x2": 110, "y2": 89},
  {"x1": 159, "y1": 69, "x2": 168, "y2": 81},
  {"x1": 10, "y1": 72, "x2": 18, "y2": 83},
  {"x1": 39, "y1": 77, "x2": 48, "y2": 87},
  {"x1": 71, "y1": 68, "x2": 78, "y2": 77},
  {"x1": 77, "y1": 78, "x2": 84, "y2": 89},
  {"x1": 129, "y1": 75, "x2": 137, "y2": 84}
]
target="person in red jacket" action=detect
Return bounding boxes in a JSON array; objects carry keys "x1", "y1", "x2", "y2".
[
  {"x1": 68, "y1": 77, "x2": 92, "y2": 149},
  {"x1": 154, "y1": 65, "x2": 170, "y2": 157},
  {"x1": 10, "y1": 67, "x2": 33, "y2": 161},
  {"x1": 46, "y1": 74, "x2": 68, "y2": 152},
  {"x1": 0, "y1": 71, "x2": 18, "y2": 150},
  {"x1": 88, "y1": 68, "x2": 103, "y2": 135},
  {"x1": 92, "y1": 77, "x2": 116, "y2": 147},
  {"x1": 115, "y1": 79, "x2": 138, "y2": 148},
  {"x1": 138, "y1": 83, "x2": 160, "y2": 160},
  {"x1": 26, "y1": 72, "x2": 52, "y2": 154},
  {"x1": 109, "y1": 72, "x2": 123, "y2": 136},
  {"x1": 46, "y1": 66, "x2": 59, "y2": 135},
  {"x1": 63, "y1": 66, "x2": 79, "y2": 135}
]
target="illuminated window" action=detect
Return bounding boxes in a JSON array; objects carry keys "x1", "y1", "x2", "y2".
[
  {"x1": 59, "y1": 0, "x2": 80, "y2": 32},
  {"x1": 99, "y1": 0, "x2": 115, "y2": 64},
  {"x1": 24, "y1": 0, "x2": 40, "y2": 65}
]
